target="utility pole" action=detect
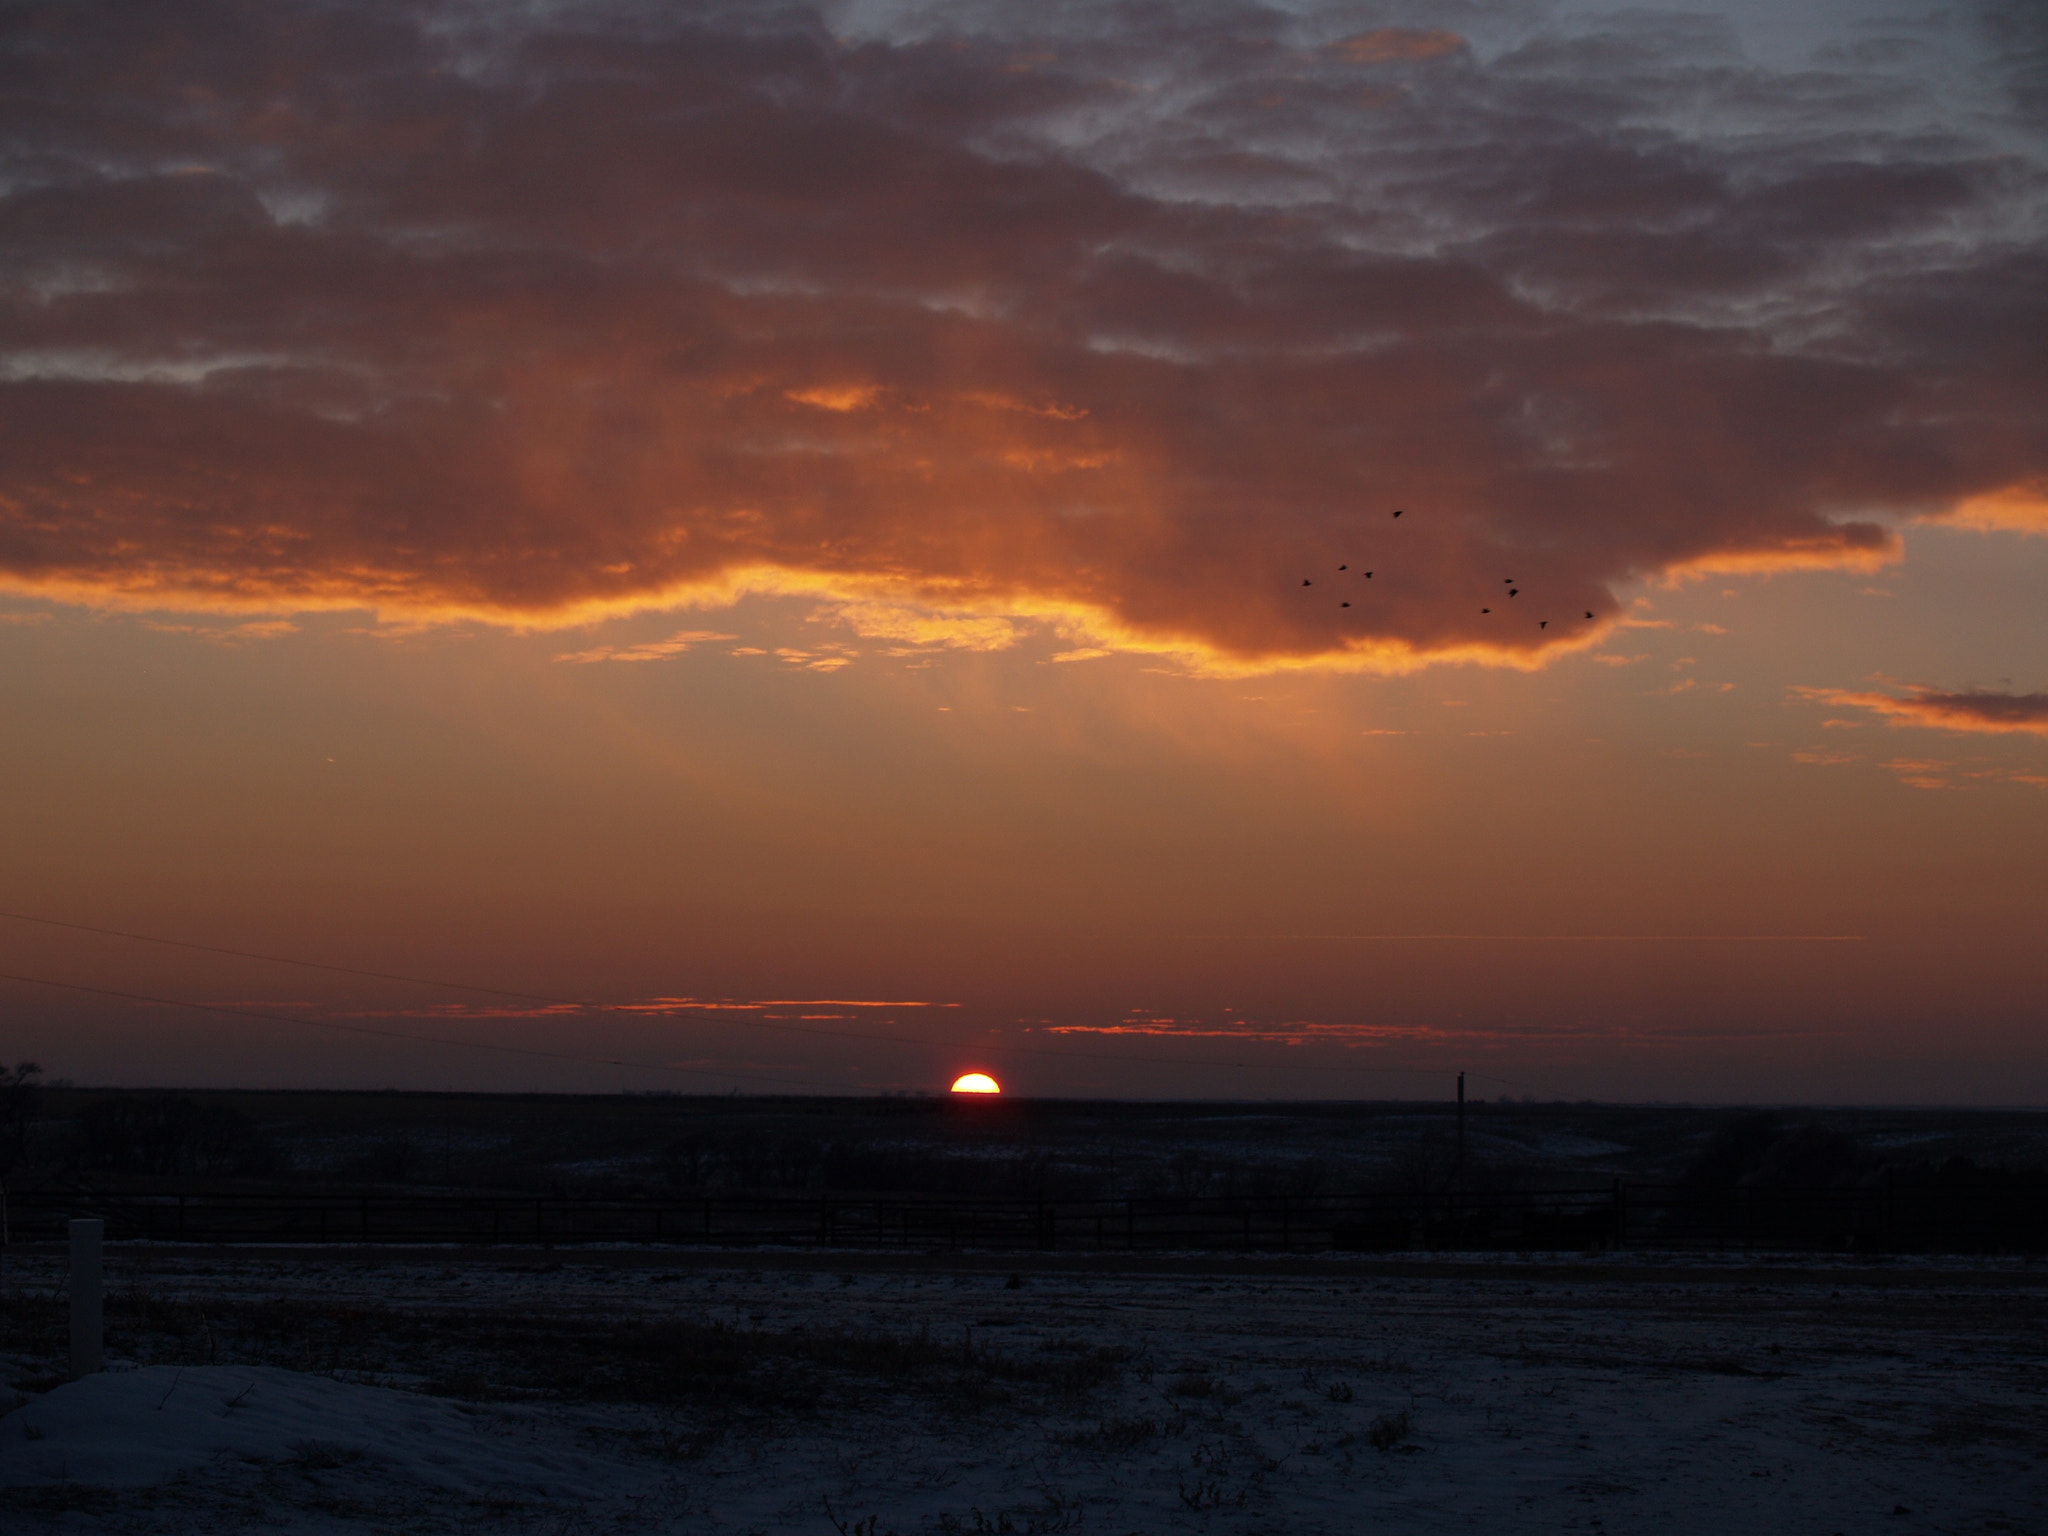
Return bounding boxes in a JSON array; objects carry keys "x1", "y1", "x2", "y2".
[{"x1": 1455, "y1": 1071, "x2": 1466, "y2": 1181}]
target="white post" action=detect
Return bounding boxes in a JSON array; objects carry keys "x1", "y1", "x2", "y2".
[{"x1": 69, "y1": 1217, "x2": 103, "y2": 1379}]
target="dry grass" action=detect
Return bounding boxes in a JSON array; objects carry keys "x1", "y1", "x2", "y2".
[
  {"x1": 1368, "y1": 1409, "x2": 1414, "y2": 1451},
  {"x1": 2, "y1": 1284, "x2": 1135, "y2": 1432}
]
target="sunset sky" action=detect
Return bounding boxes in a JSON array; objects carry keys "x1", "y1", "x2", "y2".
[{"x1": 1, "y1": 0, "x2": 2044, "y2": 1101}]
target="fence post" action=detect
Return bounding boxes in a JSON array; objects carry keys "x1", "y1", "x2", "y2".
[{"x1": 69, "y1": 1218, "x2": 103, "y2": 1379}]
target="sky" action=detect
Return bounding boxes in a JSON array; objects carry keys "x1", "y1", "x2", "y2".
[{"x1": 1, "y1": 0, "x2": 2044, "y2": 1102}]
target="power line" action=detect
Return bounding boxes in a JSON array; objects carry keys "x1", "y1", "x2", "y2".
[
  {"x1": 1176, "y1": 933, "x2": 1865, "y2": 943},
  {"x1": 0, "y1": 909, "x2": 565, "y2": 1005}
]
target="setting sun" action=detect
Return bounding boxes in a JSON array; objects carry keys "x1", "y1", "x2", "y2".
[{"x1": 950, "y1": 1073, "x2": 1001, "y2": 1094}]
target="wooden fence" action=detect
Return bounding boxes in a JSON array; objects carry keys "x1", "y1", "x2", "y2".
[{"x1": 6, "y1": 1181, "x2": 2045, "y2": 1254}]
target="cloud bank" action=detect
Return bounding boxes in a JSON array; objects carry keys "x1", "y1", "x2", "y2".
[{"x1": 1, "y1": 0, "x2": 2043, "y2": 668}]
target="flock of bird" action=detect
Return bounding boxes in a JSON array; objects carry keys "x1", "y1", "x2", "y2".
[{"x1": 1301, "y1": 507, "x2": 1596, "y2": 633}]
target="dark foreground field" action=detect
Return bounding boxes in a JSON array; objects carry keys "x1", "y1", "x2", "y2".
[
  {"x1": 10, "y1": 1090, "x2": 2048, "y2": 1255},
  {"x1": 21, "y1": 1088, "x2": 2048, "y2": 1199},
  {"x1": 2, "y1": 1245, "x2": 2044, "y2": 1534},
  {"x1": 4, "y1": 1095, "x2": 2044, "y2": 1529}
]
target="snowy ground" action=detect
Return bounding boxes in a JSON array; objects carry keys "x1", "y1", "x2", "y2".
[{"x1": 2, "y1": 1248, "x2": 2043, "y2": 1533}]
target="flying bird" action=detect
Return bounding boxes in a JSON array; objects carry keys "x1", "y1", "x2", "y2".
[
  {"x1": 1365, "y1": 571, "x2": 1373, "y2": 578},
  {"x1": 1509, "y1": 588, "x2": 1518, "y2": 597},
  {"x1": 1481, "y1": 607, "x2": 1491, "y2": 614},
  {"x1": 1585, "y1": 611, "x2": 1594, "y2": 619},
  {"x1": 1540, "y1": 620, "x2": 1548, "y2": 629},
  {"x1": 1338, "y1": 564, "x2": 1347, "y2": 570},
  {"x1": 1303, "y1": 579, "x2": 1311, "y2": 586},
  {"x1": 1342, "y1": 601, "x2": 1351, "y2": 608},
  {"x1": 1393, "y1": 509, "x2": 1403, "y2": 518}
]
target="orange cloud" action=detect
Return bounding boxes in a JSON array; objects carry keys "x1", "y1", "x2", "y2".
[
  {"x1": 811, "y1": 600, "x2": 1023, "y2": 652},
  {"x1": 553, "y1": 629, "x2": 737, "y2": 663},
  {"x1": 1794, "y1": 685, "x2": 2048, "y2": 738},
  {"x1": 1328, "y1": 29, "x2": 1466, "y2": 64},
  {"x1": 139, "y1": 619, "x2": 300, "y2": 644},
  {"x1": 1657, "y1": 529, "x2": 1900, "y2": 582},
  {"x1": 1882, "y1": 758, "x2": 1954, "y2": 790},
  {"x1": 786, "y1": 384, "x2": 882, "y2": 413},
  {"x1": 1940, "y1": 481, "x2": 2048, "y2": 534}
]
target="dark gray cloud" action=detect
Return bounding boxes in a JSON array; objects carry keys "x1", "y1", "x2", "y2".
[{"x1": 0, "y1": 0, "x2": 2041, "y2": 663}]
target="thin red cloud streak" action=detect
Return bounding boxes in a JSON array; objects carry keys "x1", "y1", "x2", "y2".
[
  {"x1": 0, "y1": 2, "x2": 2043, "y2": 669},
  {"x1": 1041, "y1": 1021, "x2": 1831, "y2": 1046}
]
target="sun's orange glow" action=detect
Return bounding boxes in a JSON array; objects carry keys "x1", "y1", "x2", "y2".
[{"x1": 0, "y1": 0, "x2": 2043, "y2": 1113}]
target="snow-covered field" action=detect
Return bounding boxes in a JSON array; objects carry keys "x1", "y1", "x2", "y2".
[{"x1": 2, "y1": 1248, "x2": 2043, "y2": 1533}]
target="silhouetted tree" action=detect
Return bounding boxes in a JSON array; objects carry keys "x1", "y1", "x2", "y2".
[
  {"x1": 346, "y1": 1140, "x2": 424, "y2": 1183},
  {"x1": 73, "y1": 1095, "x2": 284, "y2": 1178},
  {"x1": 0, "y1": 1061, "x2": 41, "y2": 1246},
  {"x1": 1682, "y1": 1111, "x2": 1784, "y2": 1190},
  {"x1": 0, "y1": 1061, "x2": 40, "y2": 1175},
  {"x1": 1683, "y1": 1112, "x2": 1869, "y2": 1190}
]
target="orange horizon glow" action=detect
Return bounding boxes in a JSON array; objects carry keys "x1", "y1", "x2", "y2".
[{"x1": 0, "y1": 0, "x2": 2044, "y2": 1107}]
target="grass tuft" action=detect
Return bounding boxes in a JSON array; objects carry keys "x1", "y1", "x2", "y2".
[{"x1": 1368, "y1": 1408, "x2": 1414, "y2": 1451}]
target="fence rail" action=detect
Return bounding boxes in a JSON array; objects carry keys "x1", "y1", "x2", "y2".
[{"x1": 6, "y1": 1182, "x2": 2045, "y2": 1254}]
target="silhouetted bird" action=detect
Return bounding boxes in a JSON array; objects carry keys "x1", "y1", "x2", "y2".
[
  {"x1": 1584, "y1": 611, "x2": 1594, "y2": 619},
  {"x1": 1481, "y1": 607, "x2": 1491, "y2": 614},
  {"x1": 1303, "y1": 579, "x2": 1311, "y2": 586},
  {"x1": 1365, "y1": 571, "x2": 1373, "y2": 578},
  {"x1": 1339, "y1": 564, "x2": 1347, "y2": 570},
  {"x1": 1393, "y1": 509, "x2": 1403, "y2": 517},
  {"x1": 1508, "y1": 588, "x2": 1518, "y2": 596},
  {"x1": 1540, "y1": 621, "x2": 1548, "y2": 629},
  {"x1": 1342, "y1": 601, "x2": 1351, "y2": 608}
]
